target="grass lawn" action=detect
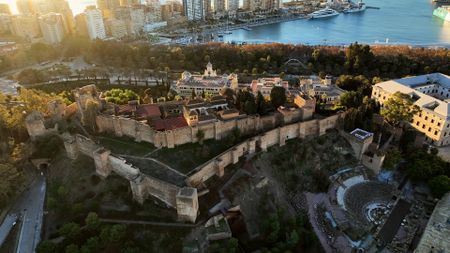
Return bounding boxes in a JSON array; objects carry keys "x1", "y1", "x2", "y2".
[
  {"x1": 96, "y1": 135, "x2": 156, "y2": 156},
  {"x1": 149, "y1": 139, "x2": 235, "y2": 174}
]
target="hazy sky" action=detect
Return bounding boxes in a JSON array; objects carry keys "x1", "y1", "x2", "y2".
[{"x1": 0, "y1": 0, "x2": 104, "y2": 15}]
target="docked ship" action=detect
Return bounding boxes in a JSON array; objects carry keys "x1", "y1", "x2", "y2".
[
  {"x1": 308, "y1": 7, "x2": 340, "y2": 19},
  {"x1": 433, "y1": 0, "x2": 450, "y2": 4},
  {"x1": 433, "y1": 6, "x2": 450, "y2": 22},
  {"x1": 343, "y1": 0, "x2": 366, "y2": 13}
]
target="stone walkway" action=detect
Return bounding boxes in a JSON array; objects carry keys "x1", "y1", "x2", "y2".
[{"x1": 119, "y1": 154, "x2": 187, "y2": 177}]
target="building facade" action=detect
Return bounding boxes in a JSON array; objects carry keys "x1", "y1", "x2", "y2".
[
  {"x1": 39, "y1": 12, "x2": 66, "y2": 44},
  {"x1": 183, "y1": 0, "x2": 205, "y2": 20},
  {"x1": 372, "y1": 73, "x2": 450, "y2": 146},
  {"x1": 10, "y1": 15, "x2": 41, "y2": 41},
  {"x1": 105, "y1": 18, "x2": 128, "y2": 38},
  {"x1": 250, "y1": 77, "x2": 289, "y2": 98},
  {"x1": 84, "y1": 7, "x2": 106, "y2": 40},
  {"x1": 176, "y1": 63, "x2": 238, "y2": 97},
  {"x1": 0, "y1": 3, "x2": 11, "y2": 14}
]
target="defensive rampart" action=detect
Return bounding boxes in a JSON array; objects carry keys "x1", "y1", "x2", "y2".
[
  {"x1": 95, "y1": 113, "x2": 281, "y2": 148},
  {"x1": 186, "y1": 113, "x2": 344, "y2": 187},
  {"x1": 64, "y1": 112, "x2": 344, "y2": 223},
  {"x1": 63, "y1": 133, "x2": 198, "y2": 222}
]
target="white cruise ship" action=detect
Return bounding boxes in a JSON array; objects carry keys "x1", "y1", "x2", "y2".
[
  {"x1": 343, "y1": 1, "x2": 366, "y2": 13},
  {"x1": 308, "y1": 7, "x2": 340, "y2": 19}
]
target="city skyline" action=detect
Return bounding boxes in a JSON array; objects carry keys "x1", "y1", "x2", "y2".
[{"x1": 0, "y1": 0, "x2": 151, "y2": 14}]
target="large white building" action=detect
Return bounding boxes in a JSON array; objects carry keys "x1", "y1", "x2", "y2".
[
  {"x1": 84, "y1": 7, "x2": 106, "y2": 40},
  {"x1": 300, "y1": 75, "x2": 345, "y2": 104},
  {"x1": 372, "y1": 73, "x2": 450, "y2": 146},
  {"x1": 183, "y1": 0, "x2": 205, "y2": 20},
  {"x1": 176, "y1": 63, "x2": 238, "y2": 97},
  {"x1": 39, "y1": 12, "x2": 65, "y2": 44},
  {"x1": 250, "y1": 77, "x2": 289, "y2": 98}
]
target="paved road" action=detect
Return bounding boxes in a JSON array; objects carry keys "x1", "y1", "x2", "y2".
[
  {"x1": 0, "y1": 214, "x2": 18, "y2": 246},
  {"x1": 0, "y1": 175, "x2": 46, "y2": 253}
]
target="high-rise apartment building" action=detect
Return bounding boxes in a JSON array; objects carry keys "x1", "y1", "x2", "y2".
[
  {"x1": 120, "y1": 0, "x2": 141, "y2": 6},
  {"x1": 84, "y1": 6, "x2": 106, "y2": 40},
  {"x1": 183, "y1": 0, "x2": 205, "y2": 20},
  {"x1": 74, "y1": 13, "x2": 89, "y2": 37},
  {"x1": 39, "y1": 12, "x2": 65, "y2": 44},
  {"x1": 97, "y1": 0, "x2": 121, "y2": 10},
  {"x1": 0, "y1": 14, "x2": 12, "y2": 34},
  {"x1": 213, "y1": 0, "x2": 225, "y2": 12},
  {"x1": 225, "y1": 0, "x2": 239, "y2": 12},
  {"x1": 0, "y1": 4, "x2": 11, "y2": 14},
  {"x1": 96, "y1": 0, "x2": 120, "y2": 18},
  {"x1": 16, "y1": 0, "x2": 33, "y2": 14},
  {"x1": 105, "y1": 18, "x2": 128, "y2": 38},
  {"x1": 10, "y1": 15, "x2": 41, "y2": 41}
]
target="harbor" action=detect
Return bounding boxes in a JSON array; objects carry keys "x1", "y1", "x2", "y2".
[{"x1": 222, "y1": 0, "x2": 450, "y2": 46}]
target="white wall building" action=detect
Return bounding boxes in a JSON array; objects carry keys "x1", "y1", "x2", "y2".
[
  {"x1": 85, "y1": 7, "x2": 106, "y2": 40},
  {"x1": 39, "y1": 12, "x2": 65, "y2": 44},
  {"x1": 372, "y1": 73, "x2": 450, "y2": 146}
]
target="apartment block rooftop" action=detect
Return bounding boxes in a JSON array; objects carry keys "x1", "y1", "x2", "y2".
[{"x1": 374, "y1": 73, "x2": 450, "y2": 117}]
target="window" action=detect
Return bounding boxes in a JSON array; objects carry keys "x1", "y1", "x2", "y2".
[
  {"x1": 431, "y1": 119, "x2": 435, "y2": 123},
  {"x1": 416, "y1": 121, "x2": 420, "y2": 126},
  {"x1": 438, "y1": 122, "x2": 441, "y2": 127},
  {"x1": 434, "y1": 131, "x2": 438, "y2": 135},
  {"x1": 422, "y1": 124, "x2": 426, "y2": 129},
  {"x1": 428, "y1": 127, "x2": 432, "y2": 132},
  {"x1": 425, "y1": 116, "x2": 428, "y2": 120}
]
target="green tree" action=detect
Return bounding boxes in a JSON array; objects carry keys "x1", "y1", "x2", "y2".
[
  {"x1": 0, "y1": 163, "x2": 23, "y2": 206},
  {"x1": 37, "y1": 240, "x2": 57, "y2": 253},
  {"x1": 244, "y1": 95, "x2": 257, "y2": 115},
  {"x1": 337, "y1": 91, "x2": 363, "y2": 109},
  {"x1": 428, "y1": 175, "x2": 450, "y2": 198},
  {"x1": 59, "y1": 222, "x2": 81, "y2": 240},
  {"x1": 256, "y1": 91, "x2": 267, "y2": 115},
  {"x1": 270, "y1": 86, "x2": 287, "y2": 108},
  {"x1": 80, "y1": 236, "x2": 100, "y2": 253},
  {"x1": 381, "y1": 92, "x2": 421, "y2": 127},
  {"x1": 85, "y1": 212, "x2": 100, "y2": 231},
  {"x1": 65, "y1": 244, "x2": 79, "y2": 253},
  {"x1": 383, "y1": 148, "x2": 402, "y2": 170}
]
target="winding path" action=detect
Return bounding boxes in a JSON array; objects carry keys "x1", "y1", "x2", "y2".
[{"x1": 118, "y1": 154, "x2": 187, "y2": 178}]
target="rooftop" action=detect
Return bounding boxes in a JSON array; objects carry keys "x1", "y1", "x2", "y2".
[
  {"x1": 350, "y1": 128, "x2": 374, "y2": 141},
  {"x1": 116, "y1": 104, "x2": 161, "y2": 120},
  {"x1": 374, "y1": 73, "x2": 450, "y2": 117},
  {"x1": 150, "y1": 116, "x2": 188, "y2": 131}
]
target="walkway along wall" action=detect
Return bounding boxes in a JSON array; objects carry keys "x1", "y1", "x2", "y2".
[
  {"x1": 95, "y1": 114, "x2": 281, "y2": 148},
  {"x1": 186, "y1": 113, "x2": 345, "y2": 187}
]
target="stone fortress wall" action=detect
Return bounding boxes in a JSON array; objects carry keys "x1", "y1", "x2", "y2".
[
  {"x1": 63, "y1": 112, "x2": 344, "y2": 223},
  {"x1": 185, "y1": 113, "x2": 344, "y2": 187},
  {"x1": 96, "y1": 112, "x2": 293, "y2": 149},
  {"x1": 62, "y1": 133, "x2": 198, "y2": 223}
]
